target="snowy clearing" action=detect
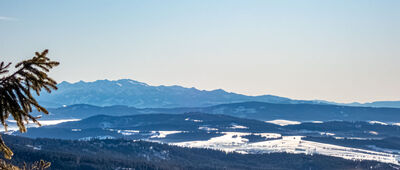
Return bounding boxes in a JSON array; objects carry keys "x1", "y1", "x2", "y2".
[{"x1": 171, "y1": 132, "x2": 400, "y2": 165}]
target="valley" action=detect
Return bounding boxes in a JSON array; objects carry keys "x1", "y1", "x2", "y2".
[{"x1": 9, "y1": 112, "x2": 400, "y2": 167}]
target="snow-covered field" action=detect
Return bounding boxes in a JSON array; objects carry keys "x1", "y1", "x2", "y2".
[
  {"x1": 3, "y1": 117, "x2": 400, "y2": 165},
  {"x1": 1, "y1": 119, "x2": 80, "y2": 132},
  {"x1": 150, "y1": 131, "x2": 182, "y2": 138},
  {"x1": 171, "y1": 132, "x2": 400, "y2": 165}
]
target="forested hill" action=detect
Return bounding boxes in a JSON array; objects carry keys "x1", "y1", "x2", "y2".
[
  {"x1": 3, "y1": 135, "x2": 398, "y2": 170},
  {"x1": 36, "y1": 101, "x2": 400, "y2": 122}
]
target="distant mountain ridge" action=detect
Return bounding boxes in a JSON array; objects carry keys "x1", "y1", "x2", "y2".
[
  {"x1": 36, "y1": 79, "x2": 400, "y2": 108},
  {"x1": 36, "y1": 79, "x2": 310, "y2": 108}
]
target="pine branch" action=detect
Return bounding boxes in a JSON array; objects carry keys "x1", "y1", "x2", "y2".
[{"x1": 0, "y1": 49, "x2": 59, "y2": 159}]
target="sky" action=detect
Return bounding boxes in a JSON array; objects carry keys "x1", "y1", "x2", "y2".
[{"x1": 0, "y1": 0, "x2": 399, "y2": 103}]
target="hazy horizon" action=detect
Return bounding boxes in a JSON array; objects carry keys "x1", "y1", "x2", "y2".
[{"x1": 1, "y1": 0, "x2": 399, "y2": 103}]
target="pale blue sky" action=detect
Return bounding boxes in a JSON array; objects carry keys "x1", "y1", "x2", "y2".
[{"x1": 1, "y1": 0, "x2": 399, "y2": 103}]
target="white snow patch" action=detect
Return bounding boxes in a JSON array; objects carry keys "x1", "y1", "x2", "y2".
[
  {"x1": 319, "y1": 132, "x2": 335, "y2": 136},
  {"x1": 26, "y1": 145, "x2": 41, "y2": 150},
  {"x1": 199, "y1": 126, "x2": 218, "y2": 131},
  {"x1": 265, "y1": 120, "x2": 301, "y2": 126},
  {"x1": 62, "y1": 105, "x2": 67, "y2": 107},
  {"x1": 230, "y1": 124, "x2": 248, "y2": 129},
  {"x1": 108, "y1": 129, "x2": 140, "y2": 136},
  {"x1": 7, "y1": 119, "x2": 80, "y2": 126},
  {"x1": 185, "y1": 118, "x2": 203, "y2": 122},
  {"x1": 369, "y1": 121, "x2": 388, "y2": 125},
  {"x1": 369, "y1": 131, "x2": 379, "y2": 135},
  {"x1": 0, "y1": 125, "x2": 20, "y2": 132},
  {"x1": 150, "y1": 131, "x2": 182, "y2": 138},
  {"x1": 311, "y1": 121, "x2": 323, "y2": 124},
  {"x1": 392, "y1": 123, "x2": 400, "y2": 126},
  {"x1": 1, "y1": 119, "x2": 81, "y2": 132},
  {"x1": 39, "y1": 119, "x2": 81, "y2": 126},
  {"x1": 118, "y1": 130, "x2": 140, "y2": 136}
]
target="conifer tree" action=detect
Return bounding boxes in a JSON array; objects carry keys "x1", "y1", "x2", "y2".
[{"x1": 0, "y1": 49, "x2": 59, "y2": 160}]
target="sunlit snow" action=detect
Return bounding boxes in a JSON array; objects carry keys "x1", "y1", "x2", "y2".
[
  {"x1": 265, "y1": 120, "x2": 301, "y2": 126},
  {"x1": 1, "y1": 119, "x2": 81, "y2": 132},
  {"x1": 199, "y1": 126, "x2": 218, "y2": 131},
  {"x1": 38, "y1": 119, "x2": 81, "y2": 126},
  {"x1": 172, "y1": 132, "x2": 400, "y2": 165},
  {"x1": 26, "y1": 144, "x2": 41, "y2": 150},
  {"x1": 310, "y1": 121, "x2": 323, "y2": 123},
  {"x1": 150, "y1": 131, "x2": 182, "y2": 138},
  {"x1": 369, "y1": 121, "x2": 388, "y2": 125},
  {"x1": 319, "y1": 132, "x2": 335, "y2": 136},
  {"x1": 369, "y1": 131, "x2": 379, "y2": 135},
  {"x1": 119, "y1": 130, "x2": 140, "y2": 136},
  {"x1": 229, "y1": 124, "x2": 248, "y2": 129},
  {"x1": 392, "y1": 123, "x2": 400, "y2": 126},
  {"x1": 174, "y1": 132, "x2": 251, "y2": 152},
  {"x1": 185, "y1": 118, "x2": 203, "y2": 122}
]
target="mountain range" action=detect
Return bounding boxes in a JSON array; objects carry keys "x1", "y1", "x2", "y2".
[{"x1": 36, "y1": 79, "x2": 400, "y2": 108}]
